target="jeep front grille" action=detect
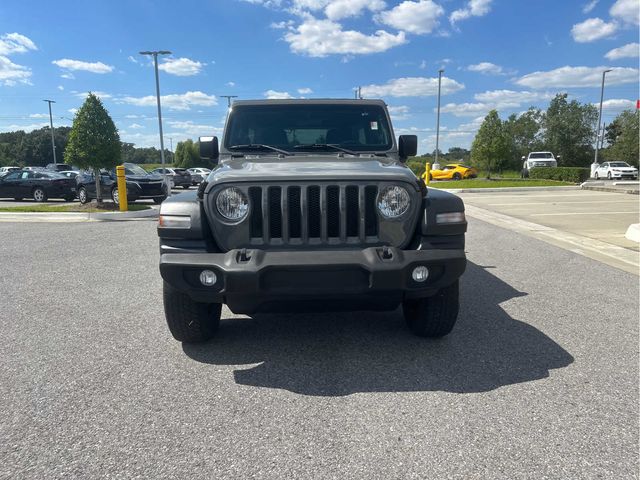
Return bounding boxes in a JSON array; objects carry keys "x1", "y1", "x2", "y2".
[{"x1": 246, "y1": 184, "x2": 379, "y2": 245}]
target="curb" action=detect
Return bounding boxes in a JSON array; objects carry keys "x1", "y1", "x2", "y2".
[
  {"x1": 0, "y1": 208, "x2": 158, "y2": 223},
  {"x1": 437, "y1": 186, "x2": 580, "y2": 194},
  {"x1": 580, "y1": 185, "x2": 639, "y2": 195}
]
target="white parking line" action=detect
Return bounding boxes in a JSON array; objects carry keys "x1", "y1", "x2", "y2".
[
  {"x1": 530, "y1": 211, "x2": 638, "y2": 216},
  {"x1": 487, "y1": 200, "x2": 637, "y2": 206}
]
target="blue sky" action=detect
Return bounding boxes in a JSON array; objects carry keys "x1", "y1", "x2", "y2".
[{"x1": 0, "y1": 0, "x2": 638, "y2": 154}]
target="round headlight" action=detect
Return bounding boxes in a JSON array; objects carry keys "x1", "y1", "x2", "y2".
[
  {"x1": 377, "y1": 185, "x2": 411, "y2": 218},
  {"x1": 216, "y1": 187, "x2": 249, "y2": 221}
]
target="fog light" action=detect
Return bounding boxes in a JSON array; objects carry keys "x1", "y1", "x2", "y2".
[
  {"x1": 199, "y1": 270, "x2": 217, "y2": 286},
  {"x1": 412, "y1": 266, "x2": 429, "y2": 282}
]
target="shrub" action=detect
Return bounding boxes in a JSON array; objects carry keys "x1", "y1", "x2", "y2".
[
  {"x1": 406, "y1": 158, "x2": 426, "y2": 178},
  {"x1": 529, "y1": 167, "x2": 590, "y2": 183}
]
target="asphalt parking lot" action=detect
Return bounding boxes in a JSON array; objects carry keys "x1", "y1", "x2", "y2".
[{"x1": 0, "y1": 216, "x2": 637, "y2": 479}]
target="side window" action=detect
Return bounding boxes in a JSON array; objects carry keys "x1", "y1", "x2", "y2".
[
  {"x1": 21, "y1": 172, "x2": 32, "y2": 179},
  {"x1": 4, "y1": 172, "x2": 21, "y2": 181}
]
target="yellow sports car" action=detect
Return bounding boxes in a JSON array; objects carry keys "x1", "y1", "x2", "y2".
[{"x1": 422, "y1": 164, "x2": 478, "y2": 181}]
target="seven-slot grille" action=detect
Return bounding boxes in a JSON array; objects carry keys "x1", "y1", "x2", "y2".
[{"x1": 247, "y1": 184, "x2": 379, "y2": 245}]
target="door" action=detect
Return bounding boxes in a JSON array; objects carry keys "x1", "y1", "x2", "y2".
[{"x1": 0, "y1": 171, "x2": 23, "y2": 198}]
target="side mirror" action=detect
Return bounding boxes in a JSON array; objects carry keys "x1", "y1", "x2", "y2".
[
  {"x1": 521, "y1": 156, "x2": 526, "y2": 160},
  {"x1": 199, "y1": 136, "x2": 219, "y2": 163},
  {"x1": 398, "y1": 135, "x2": 417, "y2": 161}
]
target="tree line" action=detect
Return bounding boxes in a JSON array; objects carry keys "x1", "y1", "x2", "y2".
[{"x1": 0, "y1": 125, "x2": 172, "y2": 167}]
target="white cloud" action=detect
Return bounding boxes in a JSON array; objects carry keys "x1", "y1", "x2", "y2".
[
  {"x1": 515, "y1": 66, "x2": 639, "y2": 88},
  {"x1": 57, "y1": 85, "x2": 64, "y2": 91},
  {"x1": 467, "y1": 62, "x2": 507, "y2": 75},
  {"x1": 610, "y1": 0, "x2": 639, "y2": 25},
  {"x1": 127, "y1": 55, "x2": 139, "y2": 64},
  {"x1": 158, "y1": 57, "x2": 204, "y2": 76},
  {"x1": 571, "y1": 18, "x2": 618, "y2": 42},
  {"x1": 376, "y1": 0, "x2": 444, "y2": 35},
  {"x1": 360, "y1": 76, "x2": 464, "y2": 97},
  {"x1": 582, "y1": 0, "x2": 598, "y2": 13},
  {"x1": 226, "y1": 81, "x2": 236, "y2": 87},
  {"x1": 0, "y1": 32, "x2": 37, "y2": 55},
  {"x1": 167, "y1": 120, "x2": 223, "y2": 137},
  {"x1": 283, "y1": 17, "x2": 406, "y2": 56},
  {"x1": 129, "y1": 123, "x2": 144, "y2": 129},
  {"x1": 387, "y1": 105, "x2": 410, "y2": 120},
  {"x1": 0, "y1": 55, "x2": 32, "y2": 85},
  {"x1": 73, "y1": 90, "x2": 112, "y2": 99},
  {"x1": 1, "y1": 122, "x2": 48, "y2": 132},
  {"x1": 597, "y1": 98, "x2": 635, "y2": 110},
  {"x1": 605, "y1": 42, "x2": 639, "y2": 60},
  {"x1": 297, "y1": 87, "x2": 313, "y2": 94},
  {"x1": 474, "y1": 89, "x2": 553, "y2": 106},
  {"x1": 60, "y1": 72, "x2": 75, "y2": 80},
  {"x1": 264, "y1": 89, "x2": 295, "y2": 99},
  {"x1": 439, "y1": 90, "x2": 553, "y2": 117},
  {"x1": 325, "y1": 0, "x2": 386, "y2": 20},
  {"x1": 68, "y1": 108, "x2": 78, "y2": 114},
  {"x1": 450, "y1": 0, "x2": 492, "y2": 24},
  {"x1": 52, "y1": 58, "x2": 114, "y2": 74},
  {"x1": 121, "y1": 91, "x2": 217, "y2": 110},
  {"x1": 29, "y1": 113, "x2": 49, "y2": 118},
  {"x1": 271, "y1": 20, "x2": 295, "y2": 29}
]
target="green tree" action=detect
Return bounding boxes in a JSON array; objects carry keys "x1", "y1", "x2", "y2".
[
  {"x1": 65, "y1": 93, "x2": 120, "y2": 202},
  {"x1": 542, "y1": 94, "x2": 597, "y2": 167},
  {"x1": 471, "y1": 110, "x2": 510, "y2": 178},
  {"x1": 503, "y1": 108, "x2": 543, "y2": 170},
  {"x1": 603, "y1": 110, "x2": 639, "y2": 167}
]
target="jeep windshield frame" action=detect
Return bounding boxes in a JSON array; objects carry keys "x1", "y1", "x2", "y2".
[{"x1": 223, "y1": 103, "x2": 394, "y2": 155}]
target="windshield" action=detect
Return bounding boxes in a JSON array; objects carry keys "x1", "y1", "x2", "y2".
[
  {"x1": 224, "y1": 104, "x2": 393, "y2": 153},
  {"x1": 609, "y1": 162, "x2": 630, "y2": 167},
  {"x1": 123, "y1": 163, "x2": 149, "y2": 176},
  {"x1": 530, "y1": 153, "x2": 554, "y2": 159}
]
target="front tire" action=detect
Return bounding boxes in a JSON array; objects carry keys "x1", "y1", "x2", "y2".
[
  {"x1": 452, "y1": 172, "x2": 462, "y2": 180},
  {"x1": 32, "y1": 187, "x2": 47, "y2": 202},
  {"x1": 607, "y1": 172, "x2": 612, "y2": 180},
  {"x1": 78, "y1": 187, "x2": 89, "y2": 204},
  {"x1": 153, "y1": 196, "x2": 167, "y2": 204},
  {"x1": 594, "y1": 172, "x2": 599, "y2": 179},
  {"x1": 163, "y1": 282, "x2": 221, "y2": 343},
  {"x1": 402, "y1": 280, "x2": 459, "y2": 338},
  {"x1": 111, "y1": 187, "x2": 120, "y2": 205}
]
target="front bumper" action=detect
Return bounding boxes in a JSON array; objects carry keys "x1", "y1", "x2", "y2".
[{"x1": 160, "y1": 247, "x2": 466, "y2": 313}]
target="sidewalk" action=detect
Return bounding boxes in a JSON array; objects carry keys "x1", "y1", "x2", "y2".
[{"x1": 581, "y1": 180, "x2": 639, "y2": 195}]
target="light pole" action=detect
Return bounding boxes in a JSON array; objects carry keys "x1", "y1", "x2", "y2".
[
  {"x1": 43, "y1": 99, "x2": 57, "y2": 165},
  {"x1": 169, "y1": 137, "x2": 173, "y2": 164},
  {"x1": 220, "y1": 95, "x2": 237, "y2": 108},
  {"x1": 594, "y1": 69, "x2": 612, "y2": 167},
  {"x1": 140, "y1": 50, "x2": 172, "y2": 194},
  {"x1": 434, "y1": 69, "x2": 444, "y2": 167}
]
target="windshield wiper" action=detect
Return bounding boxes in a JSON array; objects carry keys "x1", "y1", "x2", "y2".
[
  {"x1": 228, "y1": 144, "x2": 292, "y2": 156},
  {"x1": 293, "y1": 144, "x2": 359, "y2": 156}
]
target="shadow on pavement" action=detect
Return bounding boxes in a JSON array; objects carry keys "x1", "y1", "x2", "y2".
[{"x1": 183, "y1": 262, "x2": 574, "y2": 396}]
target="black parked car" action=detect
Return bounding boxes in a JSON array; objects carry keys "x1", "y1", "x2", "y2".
[
  {"x1": 0, "y1": 170, "x2": 76, "y2": 201},
  {"x1": 76, "y1": 163, "x2": 168, "y2": 204}
]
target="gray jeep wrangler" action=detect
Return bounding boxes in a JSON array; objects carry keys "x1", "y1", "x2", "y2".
[{"x1": 158, "y1": 99, "x2": 466, "y2": 343}]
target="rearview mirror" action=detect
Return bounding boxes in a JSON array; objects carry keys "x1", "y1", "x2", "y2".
[
  {"x1": 199, "y1": 136, "x2": 219, "y2": 163},
  {"x1": 398, "y1": 135, "x2": 417, "y2": 161}
]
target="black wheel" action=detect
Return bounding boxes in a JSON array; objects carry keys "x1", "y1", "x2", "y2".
[
  {"x1": 402, "y1": 280, "x2": 459, "y2": 338},
  {"x1": 32, "y1": 187, "x2": 47, "y2": 202},
  {"x1": 452, "y1": 172, "x2": 462, "y2": 180},
  {"x1": 429, "y1": 173, "x2": 433, "y2": 181},
  {"x1": 78, "y1": 187, "x2": 89, "y2": 204},
  {"x1": 153, "y1": 196, "x2": 167, "y2": 204},
  {"x1": 607, "y1": 172, "x2": 611, "y2": 180},
  {"x1": 594, "y1": 172, "x2": 599, "y2": 180},
  {"x1": 163, "y1": 282, "x2": 221, "y2": 343},
  {"x1": 522, "y1": 169, "x2": 529, "y2": 178},
  {"x1": 182, "y1": 185, "x2": 190, "y2": 190}
]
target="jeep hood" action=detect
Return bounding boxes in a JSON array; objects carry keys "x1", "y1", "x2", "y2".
[{"x1": 207, "y1": 155, "x2": 419, "y2": 186}]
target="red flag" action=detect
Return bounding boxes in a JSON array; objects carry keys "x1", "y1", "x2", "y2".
[{"x1": 637, "y1": 99, "x2": 640, "y2": 109}]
